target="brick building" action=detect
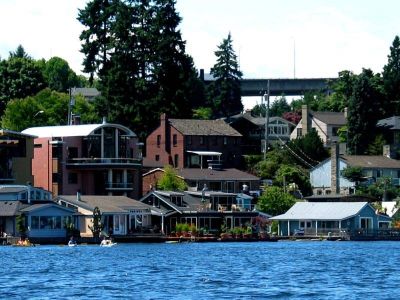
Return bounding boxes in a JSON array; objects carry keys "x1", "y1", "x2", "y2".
[
  {"x1": 145, "y1": 114, "x2": 243, "y2": 169},
  {"x1": 22, "y1": 122, "x2": 142, "y2": 198}
]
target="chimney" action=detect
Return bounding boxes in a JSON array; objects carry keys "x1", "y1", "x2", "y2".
[
  {"x1": 160, "y1": 113, "x2": 170, "y2": 153},
  {"x1": 72, "y1": 114, "x2": 81, "y2": 125},
  {"x1": 301, "y1": 105, "x2": 311, "y2": 136},
  {"x1": 383, "y1": 145, "x2": 392, "y2": 158},
  {"x1": 102, "y1": 117, "x2": 107, "y2": 124},
  {"x1": 199, "y1": 69, "x2": 205, "y2": 81},
  {"x1": 76, "y1": 191, "x2": 81, "y2": 201},
  {"x1": 331, "y1": 143, "x2": 340, "y2": 194}
]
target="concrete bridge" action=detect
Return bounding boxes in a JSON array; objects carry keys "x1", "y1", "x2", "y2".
[{"x1": 203, "y1": 76, "x2": 336, "y2": 97}]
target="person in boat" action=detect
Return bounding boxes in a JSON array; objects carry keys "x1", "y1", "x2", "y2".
[{"x1": 68, "y1": 236, "x2": 77, "y2": 246}]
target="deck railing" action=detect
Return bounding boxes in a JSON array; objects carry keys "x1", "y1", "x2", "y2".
[{"x1": 66, "y1": 157, "x2": 142, "y2": 165}]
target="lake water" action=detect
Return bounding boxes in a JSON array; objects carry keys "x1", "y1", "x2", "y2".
[{"x1": 1, "y1": 241, "x2": 399, "y2": 299}]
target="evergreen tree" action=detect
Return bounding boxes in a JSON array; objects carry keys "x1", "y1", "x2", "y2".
[
  {"x1": 383, "y1": 35, "x2": 400, "y2": 116},
  {"x1": 347, "y1": 69, "x2": 385, "y2": 154},
  {"x1": 78, "y1": 0, "x2": 205, "y2": 139},
  {"x1": 269, "y1": 95, "x2": 291, "y2": 117},
  {"x1": 208, "y1": 33, "x2": 243, "y2": 118}
]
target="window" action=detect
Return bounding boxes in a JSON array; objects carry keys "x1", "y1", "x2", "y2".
[
  {"x1": 34, "y1": 144, "x2": 42, "y2": 148},
  {"x1": 212, "y1": 136, "x2": 217, "y2": 145},
  {"x1": 186, "y1": 136, "x2": 192, "y2": 145},
  {"x1": 68, "y1": 173, "x2": 78, "y2": 184},
  {"x1": 223, "y1": 137, "x2": 228, "y2": 145},
  {"x1": 174, "y1": 154, "x2": 179, "y2": 167},
  {"x1": 297, "y1": 128, "x2": 302, "y2": 137},
  {"x1": 157, "y1": 135, "x2": 161, "y2": 147},
  {"x1": 68, "y1": 147, "x2": 78, "y2": 159},
  {"x1": 332, "y1": 127, "x2": 339, "y2": 137},
  {"x1": 173, "y1": 134, "x2": 177, "y2": 146},
  {"x1": 155, "y1": 155, "x2": 160, "y2": 161},
  {"x1": 200, "y1": 136, "x2": 204, "y2": 145}
]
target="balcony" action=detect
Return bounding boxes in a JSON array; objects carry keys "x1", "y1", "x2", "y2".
[
  {"x1": 66, "y1": 157, "x2": 142, "y2": 169},
  {"x1": 105, "y1": 182, "x2": 133, "y2": 191}
]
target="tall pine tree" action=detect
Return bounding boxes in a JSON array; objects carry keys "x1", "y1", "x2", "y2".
[
  {"x1": 383, "y1": 35, "x2": 400, "y2": 116},
  {"x1": 347, "y1": 69, "x2": 385, "y2": 154},
  {"x1": 208, "y1": 33, "x2": 243, "y2": 118},
  {"x1": 78, "y1": 0, "x2": 205, "y2": 139}
]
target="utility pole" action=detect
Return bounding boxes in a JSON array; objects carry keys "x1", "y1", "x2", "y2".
[{"x1": 263, "y1": 80, "x2": 270, "y2": 160}]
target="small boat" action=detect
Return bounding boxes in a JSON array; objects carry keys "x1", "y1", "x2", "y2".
[
  {"x1": 68, "y1": 241, "x2": 77, "y2": 247},
  {"x1": 100, "y1": 239, "x2": 117, "y2": 247}
]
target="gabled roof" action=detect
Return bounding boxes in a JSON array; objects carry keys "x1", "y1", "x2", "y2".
[
  {"x1": 311, "y1": 111, "x2": 346, "y2": 125},
  {"x1": 20, "y1": 203, "x2": 75, "y2": 214},
  {"x1": 177, "y1": 168, "x2": 260, "y2": 181},
  {"x1": 270, "y1": 201, "x2": 370, "y2": 220},
  {"x1": 377, "y1": 116, "x2": 400, "y2": 130},
  {"x1": 0, "y1": 201, "x2": 26, "y2": 216},
  {"x1": 342, "y1": 155, "x2": 400, "y2": 169},
  {"x1": 169, "y1": 119, "x2": 241, "y2": 136},
  {"x1": 0, "y1": 129, "x2": 36, "y2": 139},
  {"x1": 57, "y1": 195, "x2": 151, "y2": 214},
  {"x1": 22, "y1": 123, "x2": 136, "y2": 138},
  {"x1": 228, "y1": 112, "x2": 295, "y2": 127}
]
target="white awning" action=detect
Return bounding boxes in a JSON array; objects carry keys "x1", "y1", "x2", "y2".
[{"x1": 187, "y1": 151, "x2": 222, "y2": 156}]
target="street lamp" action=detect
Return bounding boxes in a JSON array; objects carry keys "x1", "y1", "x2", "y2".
[{"x1": 34, "y1": 110, "x2": 44, "y2": 118}]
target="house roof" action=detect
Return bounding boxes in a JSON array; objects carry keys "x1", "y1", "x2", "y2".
[
  {"x1": 177, "y1": 168, "x2": 260, "y2": 181},
  {"x1": 57, "y1": 195, "x2": 152, "y2": 214},
  {"x1": 22, "y1": 123, "x2": 136, "y2": 138},
  {"x1": 377, "y1": 116, "x2": 400, "y2": 130},
  {"x1": 0, "y1": 129, "x2": 36, "y2": 139},
  {"x1": 312, "y1": 111, "x2": 346, "y2": 125},
  {"x1": 169, "y1": 119, "x2": 241, "y2": 136},
  {"x1": 20, "y1": 203, "x2": 75, "y2": 214},
  {"x1": 0, "y1": 201, "x2": 25, "y2": 216},
  {"x1": 228, "y1": 112, "x2": 295, "y2": 127},
  {"x1": 270, "y1": 201, "x2": 369, "y2": 220},
  {"x1": 342, "y1": 155, "x2": 400, "y2": 169},
  {"x1": 0, "y1": 185, "x2": 27, "y2": 194}
]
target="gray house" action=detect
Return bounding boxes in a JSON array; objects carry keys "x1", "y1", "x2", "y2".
[{"x1": 270, "y1": 201, "x2": 392, "y2": 237}]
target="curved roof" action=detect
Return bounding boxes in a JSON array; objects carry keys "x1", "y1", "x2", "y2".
[{"x1": 22, "y1": 123, "x2": 136, "y2": 138}]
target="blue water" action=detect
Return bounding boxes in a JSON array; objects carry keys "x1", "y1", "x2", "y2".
[{"x1": 1, "y1": 241, "x2": 399, "y2": 299}]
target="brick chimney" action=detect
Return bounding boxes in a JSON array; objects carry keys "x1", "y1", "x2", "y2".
[
  {"x1": 301, "y1": 105, "x2": 311, "y2": 136},
  {"x1": 160, "y1": 113, "x2": 170, "y2": 153},
  {"x1": 331, "y1": 143, "x2": 340, "y2": 194}
]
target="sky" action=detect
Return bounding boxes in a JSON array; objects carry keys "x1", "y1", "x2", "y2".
[{"x1": 0, "y1": 0, "x2": 399, "y2": 108}]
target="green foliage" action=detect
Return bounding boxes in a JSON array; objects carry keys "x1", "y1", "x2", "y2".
[
  {"x1": 251, "y1": 103, "x2": 266, "y2": 117},
  {"x1": 366, "y1": 134, "x2": 387, "y2": 155},
  {"x1": 78, "y1": 0, "x2": 205, "y2": 140},
  {"x1": 254, "y1": 149, "x2": 294, "y2": 179},
  {"x1": 257, "y1": 186, "x2": 296, "y2": 216},
  {"x1": 269, "y1": 95, "x2": 291, "y2": 117},
  {"x1": 274, "y1": 164, "x2": 312, "y2": 197},
  {"x1": 192, "y1": 107, "x2": 212, "y2": 119},
  {"x1": 157, "y1": 165, "x2": 187, "y2": 191},
  {"x1": 383, "y1": 35, "x2": 400, "y2": 116},
  {"x1": 16, "y1": 214, "x2": 27, "y2": 236},
  {"x1": 287, "y1": 129, "x2": 329, "y2": 168},
  {"x1": 324, "y1": 70, "x2": 356, "y2": 111},
  {"x1": 43, "y1": 57, "x2": 85, "y2": 92},
  {"x1": 1, "y1": 88, "x2": 99, "y2": 131},
  {"x1": 88, "y1": 206, "x2": 104, "y2": 238},
  {"x1": 207, "y1": 33, "x2": 243, "y2": 118},
  {"x1": 347, "y1": 69, "x2": 385, "y2": 154},
  {"x1": 341, "y1": 166, "x2": 364, "y2": 184},
  {"x1": 0, "y1": 54, "x2": 46, "y2": 114},
  {"x1": 359, "y1": 177, "x2": 399, "y2": 201}
]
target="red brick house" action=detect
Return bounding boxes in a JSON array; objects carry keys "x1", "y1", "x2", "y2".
[
  {"x1": 145, "y1": 114, "x2": 243, "y2": 169},
  {"x1": 22, "y1": 122, "x2": 142, "y2": 198}
]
